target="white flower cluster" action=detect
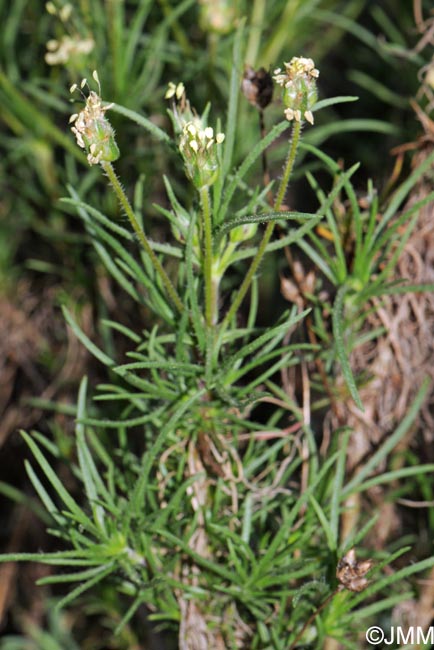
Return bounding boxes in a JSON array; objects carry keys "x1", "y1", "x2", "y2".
[
  {"x1": 45, "y1": 35, "x2": 94, "y2": 66},
  {"x1": 273, "y1": 56, "x2": 319, "y2": 125},
  {"x1": 69, "y1": 72, "x2": 119, "y2": 166},
  {"x1": 273, "y1": 57, "x2": 319, "y2": 86},
  {"x1": 178, "y1": 121, "x2": 225, "y2": 189},
  {"x1": 166, "y1": 82, "x2": 225, "y2": 189},
  {"x1": 45, "y1": 2, "x2": 94, "y2": 66},
  {"x1": 181, "y1": 122, "x2": 225, "y2": 155}
]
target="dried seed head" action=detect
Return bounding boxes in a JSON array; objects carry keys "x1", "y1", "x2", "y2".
[
  {"x1": 241, "y1": 66, "x2": 274, "y2": 110},
  {"x1": 336, "y1": 548, "x2": 374, "y2": 593}
]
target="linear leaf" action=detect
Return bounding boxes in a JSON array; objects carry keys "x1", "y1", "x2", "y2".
[
  {"x1": 332, "y1": 286, "x2": 363, "y2": 410},
  {"x1": 63, "y1": 307, "x2": 115, "y2": 368},
  {"x1": 54, "y1": 563, "x2": 116, "y2": 611}
]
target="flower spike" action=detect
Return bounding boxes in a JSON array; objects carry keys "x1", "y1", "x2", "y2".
[
  {"x1": 69, "y1": 71, "x2": 119, "y2": 166},
  {"x1": 273, "y1": 56, "x2": 319, "y2": 125}
]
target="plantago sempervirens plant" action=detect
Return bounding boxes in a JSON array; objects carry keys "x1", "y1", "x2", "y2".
[
  {"x1": 4, "y1": 34, "x2": 434, "y2": 649},
  {"x1": 61, "y1": 61, "x2": 332, "y2": 646}
]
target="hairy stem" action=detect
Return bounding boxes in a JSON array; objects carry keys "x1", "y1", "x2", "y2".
[
  {"x1": 274, "y1": 119, "x2": 302, "y2": 211},
  {"x1": 200, "y1": 185, "x2": 217, "y2": 326},
  {"x1": 101, "y1": 161, "x2": 184, "y2": 314},
  {"x1": 222, "y1": 120, "x2": 302, "y2": 329}
]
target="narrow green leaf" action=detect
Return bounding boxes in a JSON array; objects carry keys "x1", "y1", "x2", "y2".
[
  {"x1": 62, "y1": 307, "x2": 115, "y2": 368},
  {"x1": 250, "y1": 452, "x2": 340, "y2": 582},
  {"x1": 313, "y1": 96, "x2": 359, "y2": 111},
  {"x1": 332, "y1": 285, "x2": 363, "y2": 410},
  {"x1": 114, "y1": 595, "x2": 146, "y2": 636},
  {"x1": 241, "y1": 494, "x2": 253, "y2": 544},
  {"x1": 110, "y1": 102, "x2": 171, "y2": 144},
  {"x1": 0, "y1": 481, "x2": 49, "y2": 523},
  {"x1": 24, "y1": 461, "x2": 64, "y2": 525},
  {"x1": 0, "y1": 551, "x2": 105, "y2": 565},
  {"x1": 37, "y1": 563, "x2": 111, "y2": 585},
  {"x1": 128, "y1": 388, "x2": 205, "y2": 519},
  {"x1": 381, "y1": 282, "x2": 434, "y2": 296},
  {"x1": 222, "y1": 19, "x2": 244, "y2": 177},
  {"x1": 21, "y1": 431, "x2": 98, "y2": 534},
  {"x1": 101, "y1": 319, "x2": 141, "y2": 343},
  {"x1": 217, "y1": 210, "x2": 318, "y2": 237},
  {"x1": 114, "y1": 360, "x2": 200, "y2": 374},
  {"x1": 156, "y1": 529, "x2": 242, "y2": 585},
  {"x1": 63, "y1": 194, "x2": 134, "y2": 241},
  {"x1": 75, "y1": 377, "x2": 108, "y2": 533},
  {"x1": 330, "y1": 429, "x2": 351, "y2": 545},
  {"x1": 309, "y1": 496, "x2": 335, "y2": 550},
  {"x1": 306, "y1": 118, "x2": 398, "y2": 147},
  {"x1": 221, "y1": 308, "x2": 309, "y2": 379},
  {"x1": 185, "y1": 213, "x2": 206, "y2": 351},
  {"x1": 54, "y1": 563, "x2": 116, "y2": 611},
  {"x1": 95, "y1": 243, "x2": 143, "y2": 302}
]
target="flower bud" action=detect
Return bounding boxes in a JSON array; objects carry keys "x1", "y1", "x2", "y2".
[
  {"x1": 229, "y1": 221, "x2": 258, "y2": 243},
  {"x1": 273, "y1": 56, "x2": 319, "y2": 125}
]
